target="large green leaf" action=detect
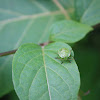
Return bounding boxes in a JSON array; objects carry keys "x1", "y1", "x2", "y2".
[
  {"x1": 75, "y1": 0, "x2": 100, "y2": 26},
  {"x1": 12, "y1": 42, "x2": 80, "y2": 100},
  {"x1": 49, "y1": 20, "x2": 93, "y2": 43}
]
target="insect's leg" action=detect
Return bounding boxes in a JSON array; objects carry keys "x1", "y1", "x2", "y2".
[
  {"x1": 67, "y1": 57, "x2": 73, "y2": 63},
  {"x1": 55, "y1": 57, "x2": 64, "y2": 64},
  {"x1": 55, "y1": 57, "x2": 62, "y2": 60},
  {"x1": 68, "y1": 56, "x2": 74, "y2": 60},
  {"x1": 68, "y1": 60, "x2": 71, "y2": 63},
  {"x1": 55, "y1": 52, "x2": 59, "y2": 59},
  {"x1": 61, "y1": 61, "x2": 63, "y2": 64},
  {"x1": 55, "y1": 57, "x2": 65, "y2": 60}
]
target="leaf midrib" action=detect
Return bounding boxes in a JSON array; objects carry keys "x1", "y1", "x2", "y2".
[
  {"x1": 0, "y1": 11, "x2": 62, "y2": 24},
  {"x1": 42, "y1": 47, "x2": 51, "y2": 100}
]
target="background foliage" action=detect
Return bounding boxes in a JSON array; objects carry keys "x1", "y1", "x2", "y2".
[{"x1": 0, "y1": 0, "x2": 100, "y2": 100}]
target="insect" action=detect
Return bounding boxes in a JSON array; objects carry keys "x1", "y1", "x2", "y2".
[{"x1": 55, "y1": 48, "x2": 73, "y2": 64}]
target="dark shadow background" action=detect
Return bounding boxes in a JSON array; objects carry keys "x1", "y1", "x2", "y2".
[{"x1": 73, "y1": 25, "x2": 100, "y2": 100}]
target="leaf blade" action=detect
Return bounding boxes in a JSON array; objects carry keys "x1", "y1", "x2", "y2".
[
  {"x1": 49, "y1": 20, "x2": 93, "y2": 43},
  {"x1": 12, "y1": 42, "x2": 80, "y2": 100}
]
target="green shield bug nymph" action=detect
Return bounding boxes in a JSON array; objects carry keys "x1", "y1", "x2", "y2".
[
  {"x1": 56, "y1": 48, "x2": 73, "y2": 64},
  {"x1": 58, "y1": 48, "x2": 71, "y2": 59}
]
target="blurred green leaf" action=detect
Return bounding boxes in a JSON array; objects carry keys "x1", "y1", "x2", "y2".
[
  {"x1": 49, "y1": 20, "x2": 93, "y2": 43},
  {"x1": 12, "y1": 42, "x2": 80, "y2": 100},
  {"x1": 75, "y1": 0, "x2": 100, "y2": 26},
  {"x1": 0, "y1": 56, "x2": 14, "y2": 98}
]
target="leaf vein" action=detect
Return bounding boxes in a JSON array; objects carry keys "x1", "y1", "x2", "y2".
[
  {"x1": 50, "y1": 86, "x2": 63, "y2": 97},
  {"x1": 53, "y1": 0, "x2": 70, "y2": 19},
  {"x1": 47, "y1": 67, "x2": 73, "y2": 99},
  {"x1": 0, "y1": 11, "x2": 61, "y2": 24},
  {"x1": 38, "y1": 16, "x2": 54, "y2": 43},
  {"x1": 0, "y1": 8, "x2": 24, "y2": 16},
  {"x1": 14, "y1": 19, "x2": 35, "y2": 49},
  {"x1": 28, "y1": 66, "x2": 44, "y2": 99},
  {"x1": 42, "y1": 47, "x2": 51, "y2": 100},
  {"x1": 33, "y1": 1, "x2": 49, "y2": 12},
  {"x1": 45, "y1": 53, "x2": 75, "y2": 84},
  {"x1": 18, "y1": 54, "x2": 42, "y2": 85}
]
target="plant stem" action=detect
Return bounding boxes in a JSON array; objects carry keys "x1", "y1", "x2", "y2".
[
  {"x1": 0, "y1": 41, "x2": 53, "y2": 57},
  {"x1": 40, "y1": 41, "x2": 53, "y2": 46},
  {"x1": 0, "y1": 50, "x2": 17, "y2": 57}
]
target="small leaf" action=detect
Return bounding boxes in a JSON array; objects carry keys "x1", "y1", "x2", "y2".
[
  {"x1": 12, "y1": 42, "x2": 80, "y2": 100},
  {"x1": 49, "y1": 20, "x2": 93, "y2": 43}
]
